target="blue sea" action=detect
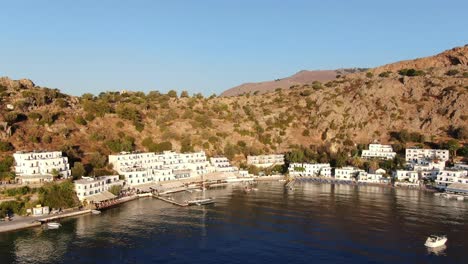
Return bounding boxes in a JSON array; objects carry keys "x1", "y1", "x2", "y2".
[{"x1": 0, "y1": 182, "x2": 467, "y2": 264}]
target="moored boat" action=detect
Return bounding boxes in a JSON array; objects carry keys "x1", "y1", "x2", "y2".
[
  {"x1": 425, "y1": 235, "x2": 447, "y2": 248},
  {"x1": 187, "y1": 197, "x2": 215, "y2": 206},
  {"x1": 91, "y1": 210, "x2": 101, "y2": 215},
  {"x1": 46, "y1": 222, "x2": 61, "y2": 229}
]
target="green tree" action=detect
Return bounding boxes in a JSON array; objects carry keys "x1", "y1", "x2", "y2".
[
  {"x1": 89, "y1": 153, "x2": 107, "y2": 169},
  {"x1": 180, "y1": 90, "x2": 189, "y2": 98},
  {"x1": 446, "y1": 69, "x2": 459, "y2": 76},
  {"x1": 51, "y1": 168, "x2": 60, "y2": 179},
  {"x1": 108, "y1": 185, "x2": 122, "y2": 196},
  {"x1": 0, "y1": 140, "x2": 14, "y2": 152},
  {"x1": 39, "y1": 181, "x2": 79, "y2": 209},
  {"x1": 75, "y1": 116, "x2": 87, "y2": 125},
  {"x1": 71, "y1": 162, "x2": 86, "y2": 179},
  {"x1": 443, "y1": 139, "x2": 460, "y2": 157},
  {"x1": 167, "y1": 90, "x2": 178, "y2": 98}
]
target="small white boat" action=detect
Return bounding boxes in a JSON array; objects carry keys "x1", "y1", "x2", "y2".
[
  {"x1": 252, "y1": 188, "x2": 258, "y2": 191},
  {"x1": 425, "y1": 235, "x2": 447, "y2": 248},
  {"x1": 91, "y1": 210, "x2": 101, "y2": 215},
  {"x1": 46, "y1": 222, "x2": 61, "y2": 229},
  {"x1": 187, "y1": 198, "x2": 215, "y2": 206}
]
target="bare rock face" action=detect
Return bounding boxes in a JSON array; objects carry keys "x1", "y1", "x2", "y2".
[
  {"x1": 0, "y1": 77, "x2": 35, "y2": 90},
  {"x1": 373, "y1": 46, "x2": 468, "y2": 74},
  {"x1": 18, "y1": 79, "x2": 35, "y2": 89}
]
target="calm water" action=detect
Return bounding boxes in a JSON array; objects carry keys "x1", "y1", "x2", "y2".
[{"x1": 1, "y1": 182, "x2": 467, "y2": 264}]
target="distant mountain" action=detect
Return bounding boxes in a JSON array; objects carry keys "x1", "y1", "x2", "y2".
[{"x1": 220, "y1": 68, "x2": 367, "y2": 97}]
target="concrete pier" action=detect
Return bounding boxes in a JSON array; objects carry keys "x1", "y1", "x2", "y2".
[{"x1": 154, "y1": 195, "x2": 189, "y2": 207}]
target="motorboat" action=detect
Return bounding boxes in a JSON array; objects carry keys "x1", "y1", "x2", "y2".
[
  {"x1": 46, "y1": 222, "x2": 61, "y2": 229},
  {"x1": 91, "y1": 210, "x2": 101, "y2": 215},
  {"x1": 425, "y1": 235, "x2": 447, "y2": 248},
  {"x1": 252, "y1": 188, "x2": 258, "y2": 191},
  {"x1": 187, "y1": 197, "x2": 215, "y2": 206}
]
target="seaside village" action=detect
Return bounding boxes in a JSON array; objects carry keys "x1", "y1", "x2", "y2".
[{"x1": 2, "y1": 142, "x2": 468, "y2": 226}]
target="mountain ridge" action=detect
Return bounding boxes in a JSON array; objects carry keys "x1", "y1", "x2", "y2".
[{"x1": 0, "y1": 45, "x2": 467, "y2": 175}]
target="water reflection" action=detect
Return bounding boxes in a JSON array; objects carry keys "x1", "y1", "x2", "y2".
[
  {"x1": 427, "y1": 245, "x2": 447, "y2": 256},
  {"x1": 0, "y1": 182, "x2": 467, "y2": 264},
  {"x1": 14, "y1": 227, "x2": 73, "y2": 263}
]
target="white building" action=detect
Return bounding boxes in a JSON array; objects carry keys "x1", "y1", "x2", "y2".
[
  {"x1": 288, "y1": 163, "x2": 332, "y2": 177},
  {"x1": 13, "y1": 151, "x2": 71, "y2": 183},
  {"x1": 435, "y1": 170, "x2": 468, "y2": 189},
  {"x1": 357, "y1": 171, "x2": 388, "y2": 183},
  {"x1": 108, "y1": 152, "x2": 163, "y2": 173},
  {"x1": 154, "y1": 151, "x2": 213, "y2": 176},
  {"x1": 334, "y1": 167, "x2": 364, "y2": 181},
  {"x1": 109, "y1": 150, "x2": 213, "y2": 186},
  {"x1": 210, "y1": 156, "x2": 238, "y2": 173},
  {"x1": 411, "y1": 160, "x2": 446, "y2": 172},
  {"x1": 361, "y1": 144, "x2": 396, "y2": 160},
  {"x1": 247, "y1": 154, "x2": 284, "y2": 168},
  {"x1": 74, "y1": 175, "x2": 123, "y2": 201},
  {"x1": 238, "y1": 170, "x2": 249, "y2": 177},
  {"x1": 405, "y1": 148, "x2": 449, "y2": 164},
  {"x1": 454, "y1": 163, "x2": 468, "y2": 171},
  {"x1": 394, "y1": 170, "x2": 420, "y2": 183}
]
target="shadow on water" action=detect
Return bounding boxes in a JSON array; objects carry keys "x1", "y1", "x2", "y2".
[{"x1": 0, "y1": 181, "x2": 467, "y2": 264}]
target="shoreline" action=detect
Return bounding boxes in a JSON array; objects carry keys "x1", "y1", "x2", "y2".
[
  {"x1": 0, "y1": 176, "x2": 440, "y2": 233},
  {"x1": 0, "y1": 209, "x2": 92, "y2": 233},
  {"x1": 294, "y1": 177, "x2": 437, "y2": 192}
]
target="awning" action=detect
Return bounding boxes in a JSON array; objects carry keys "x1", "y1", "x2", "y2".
[{"x1": 85, "y1": 191, "x2": 116, "y2": 203}]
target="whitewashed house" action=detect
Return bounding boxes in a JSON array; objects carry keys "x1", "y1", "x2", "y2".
[
  {"x1": 288, "y1": 163, "x2": 332, "y2": 177},
  {"x1": 357, "y1": 171, "x2": 387, "y2": 183},
  {"x1": 109, "y1": 150, "x2": 213, "y2": 186},
  {"x1": 154, "y1": 151, "x2": 213, "y2": 176},
  {"x1": 454, "y1": 163, "x2": 468, "y2": 171},
  {"x1": 13, "y1": 151, "x2": 71, "y2": 183},
  {"x1": 334, "y1": 167, "x2": 364, "y2": 181},
  {"x1": 210, "y1": 156, "x2": 238, "y2": 173},
  {"x1": 247, "y1": 154, "x2": 284, "y2": 168},
  {"x1": 74, "y1": 175, "x2": 123, "y2": 202},
  {"x1": 394, "y1": 170, "x2": 420, "y2": 183},
  {"x1": 108, "y1": 152, "x2": 164, "y2": 172},
  {"x1": 435, "y1": 170, "x2": 468, "y2": 189},
  {"x1": 361, "y1": 144, "x2": 396, "y2": 160},
  {"x1": 411, "y1": 160, "x2": 446, "y2": 172},
  {"x1": 238, "y1": 170, "x2": 249, "y2": 177},
  {"x1": 405, "y1": 148, "x2": 449, "y2": 164}
]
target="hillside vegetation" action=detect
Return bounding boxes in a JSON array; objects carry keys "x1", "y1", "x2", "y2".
[{"x1": 0, "y1": 46, "x2": 467, "y2": 177}]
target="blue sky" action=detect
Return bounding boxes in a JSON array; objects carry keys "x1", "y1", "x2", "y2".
[{"x1": 1, "y1": 0, "x2": 467, "y2": 96}]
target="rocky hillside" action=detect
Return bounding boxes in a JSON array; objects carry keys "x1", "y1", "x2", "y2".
[
  {"x1": 372, "y1": 45, "x2": 468, "y2": 74},
  {"x1": 220, "y1": 68, "x2": 367, "y2": 97},
  {"x1": 0, "y1": 46, "x2": 467, "y2": 175}
]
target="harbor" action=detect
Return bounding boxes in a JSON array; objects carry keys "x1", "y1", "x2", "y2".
[{"x1": 1, "y1": 181, "x2": 467, "y2": 263}]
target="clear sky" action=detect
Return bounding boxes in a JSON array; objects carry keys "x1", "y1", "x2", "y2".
[{"x1": 1, "y1": 0, "x2": 467, "y2": 96}]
